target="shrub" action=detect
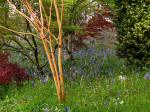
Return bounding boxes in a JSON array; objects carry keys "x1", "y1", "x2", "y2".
[
  {"x1": 0, "y1": 52, "x2": 29, "y2": 85},
  {"x1": 115, "y1": 0, "x2": 150, "y2": 66}
]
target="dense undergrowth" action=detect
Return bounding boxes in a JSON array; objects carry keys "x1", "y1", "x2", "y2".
[{"x1": 0, "y1": 45, "x2": 150, "y2": 112}]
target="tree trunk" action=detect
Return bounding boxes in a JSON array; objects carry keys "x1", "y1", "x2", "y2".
[{"x1": 66, "y1": 34, "x2": 74, "y2": 61}]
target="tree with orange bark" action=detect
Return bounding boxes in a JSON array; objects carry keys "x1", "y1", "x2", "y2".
[{"x1": 2, "y1": 0, "x2": 65, "y2": 102}]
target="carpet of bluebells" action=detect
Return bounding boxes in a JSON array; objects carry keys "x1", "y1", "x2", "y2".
[
  {"x1": 0, "y1": 44, "x2": 150, "y2": 112},
  {"x1": 63, "y1": 44, "x2": 140, "y2": 80},
  {"x1": 64, "y1": 46, "x2": 117, "y2": 78}
]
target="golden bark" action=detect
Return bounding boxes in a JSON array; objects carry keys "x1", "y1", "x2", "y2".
[{"x1": 6, "y1": 0, "x2": 65, "y2": 102}]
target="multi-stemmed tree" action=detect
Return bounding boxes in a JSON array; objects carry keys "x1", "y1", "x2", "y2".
[{"x1": 3, "y1": 0, "x2": 65, "y2": 102}]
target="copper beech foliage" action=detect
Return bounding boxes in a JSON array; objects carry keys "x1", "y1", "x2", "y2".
[
  {"x1": 0, "y1": 52, "x2": 29, "y2": 85},
  {"x1": 73, "y1": 12, "x2": 114, "y2": 51},
  {"x1": 85, "y1": 14, "x2": 113, "y2": 36},
  {"x1": 82, "y1": 14, "x2": 114, "y2": 39},
  {"x1": 6, "y1": 0, "x2": 65, "y2": 101}
]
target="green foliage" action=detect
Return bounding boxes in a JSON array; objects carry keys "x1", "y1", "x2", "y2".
[
  {"x1": 0, "y1": 74, "x2": 150, "y2": 112},
  {"x1": 0, "y1": 46, "x2": 150, "y2": 111},
  {"x1": 0, "y1": 0, "x2": 6, "y2": 4},
  {"x1": 63, "y1": 25, "x2": 82, "y2": 34},
  {"x1": 115, "y1": 0, "x2": 150, "y2": 66},
  {"x1": 0, "y1": 85, "x2": 8, "y2": 100}
]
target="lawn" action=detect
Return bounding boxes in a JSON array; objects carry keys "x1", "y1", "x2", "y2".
[{"x1": 0, "y1": 74, "x2": 150, "y2": 112}]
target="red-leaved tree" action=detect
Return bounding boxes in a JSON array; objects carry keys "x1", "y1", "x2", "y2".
[
  {"x1": 0, "y1": 52, "x2": 29, "y2": 85},
  {"x1": 82, "y1": 14, "x2": 114, "y2": 39},
  {"x1": 72, "y1": 13, "x2": 115, "y2": 50}
]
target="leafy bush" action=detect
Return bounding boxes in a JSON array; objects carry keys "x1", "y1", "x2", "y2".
[
  {"x1": 115, "y1": 0, "x2": 150, "y2": 66},
  {"x1": 0, "y1": 52, "x2": 29, "y2": 85}
]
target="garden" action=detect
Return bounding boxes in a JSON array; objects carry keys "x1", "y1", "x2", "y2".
[{"x1": 0, "y1": 0, "x2": 150, "y2": 112}]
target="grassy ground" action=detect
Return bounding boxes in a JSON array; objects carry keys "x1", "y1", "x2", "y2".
[
  {"x1": 0, "y1": 45, "x2": 150, "y2": 112},
  {"x1": 0, "y1": 74, "x2": 150, "y2": 112}
]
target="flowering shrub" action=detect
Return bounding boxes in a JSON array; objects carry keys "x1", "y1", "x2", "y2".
[{"x1": 0, "y1": 52, "x2": 29, "y2": 85}]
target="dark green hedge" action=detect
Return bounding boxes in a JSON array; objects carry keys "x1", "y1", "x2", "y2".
[{"x1": 115, "y1": 0, "x2": 150, "y2": 66}]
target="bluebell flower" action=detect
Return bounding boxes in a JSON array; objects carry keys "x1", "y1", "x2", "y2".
[
  {"x1": 43, "y1": 107, "x2": 49, "y2": 112},
  {"x1": 64, "y1": 106, "x2": 70, "y2": 112},
  {"x1": 144, "y1": 73, "x2": 150, "y2": 80},
  {"x1": 31, "y1": 80, "x2": 35, "y2": 87}
]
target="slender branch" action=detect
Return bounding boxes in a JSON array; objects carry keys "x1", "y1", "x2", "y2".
[
  {"x1": 0, "y1": 25, "x2": 39, "y2": 38},
  {"x1": 2, "y1": 43, "x2": 36, "y2": 65}
]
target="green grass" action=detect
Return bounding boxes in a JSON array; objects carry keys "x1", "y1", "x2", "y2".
[
  {"x1": 0, "y1": 74, "x2": 150, "y2": 112},
  {"x1": 1, "y1": 45, "x2": 150, "y2": 112}
]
